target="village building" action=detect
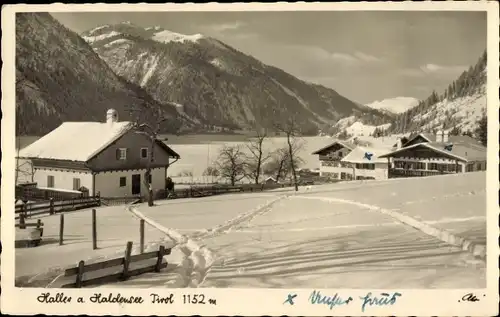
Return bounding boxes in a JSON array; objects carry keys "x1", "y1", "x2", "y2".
[
  {"x1": 340, "y1": 146, "x2": 391, "y2": 180},
  {"x1": 312, "y1": 139, "x2": 392, "y2": 181},
  {"x1": 379, "y1": 130, "x2": 487, "y2": 178},
  {"x1": 17, "y1": 109, "x2": 180, "y2": 198},
  {"x1": 311, "y1": 140, "x2": 355, "y2": 180}
]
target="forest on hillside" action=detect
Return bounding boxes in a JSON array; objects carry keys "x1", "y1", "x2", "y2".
[{"x1": 387, "y1": 50, "x2": 487, "y2": 135}]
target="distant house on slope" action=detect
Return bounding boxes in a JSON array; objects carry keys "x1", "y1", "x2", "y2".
[
  {"x1": 17, "y1": 109, "x2": 181, "y2": 197},
  {"x1": 379, "y1": 130, "x2": 487, "y2": 178}
]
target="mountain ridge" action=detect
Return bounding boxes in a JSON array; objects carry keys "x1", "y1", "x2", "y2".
[
  {"x1": 16, "y1": 13, "x2": 190, "y2": 136},
  {"x1": 81, "y1": 22, "x2": 392, "y2": 134}
]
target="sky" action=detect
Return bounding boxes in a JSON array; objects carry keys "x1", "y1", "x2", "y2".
[{"x1": 51, "y1": 11, "x2": 487, "y2": 104}]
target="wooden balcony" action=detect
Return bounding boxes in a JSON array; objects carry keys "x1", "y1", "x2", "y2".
[
  {"x1": 318, "y1": 155, "x2": 343, "y2": 162},
  {"x1": 388, "y1": 168, "x2": 456, "y2": 178}
]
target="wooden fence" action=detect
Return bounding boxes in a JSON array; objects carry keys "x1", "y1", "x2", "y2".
[
  {"x1": 15, "y1": 218, "x2": 44, "y2": 248},
  {"x1": 61, "y1": 241, "x2": 171, "y2": 288},
  {"x1": 155, "y1": 182, "x2": 288, "y2": 200},
  {"x1": 16, "y1": 185, "x2": 86, "y2": 202},
  {"x1": 15, "y1": 196, "x2": 101, "y2": 219},
  {"x1": 100, "y1": 196, "x2": 142, "y2": 206}
]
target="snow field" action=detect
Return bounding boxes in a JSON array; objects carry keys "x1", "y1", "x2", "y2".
[
  {"x1": 133, "y1": 194, "x2": 280, "y2": 231},
  {"x1": 15, "y1": 172, "x2": 487, "y2": 288},
  {"x1": 15, "y1": 204, "x2": 184, "y2": 287},
  {"x1": 200, "y1": 198, "x2": 485, "y2": 288}
]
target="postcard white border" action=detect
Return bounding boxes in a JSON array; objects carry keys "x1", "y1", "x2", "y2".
[{"x1": 2, "y1": 2, "x2": 499, "y2": 316}]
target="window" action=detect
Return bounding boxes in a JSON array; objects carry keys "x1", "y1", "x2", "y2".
[
  {"x1": 47, "y1": 175, "x2": 55, "y2": 188},
  {"x1": 119, "y1": 177, "x2": 127, "y2": 187},
  {"x1": 140, "y1": 148, "x2": 149, "y2": 159},
  {"x1": 116, "y1": 148, "x2": 127, "y2": 160},
  {"x1": 73, "y1": 178, "x2": 81, "y2": 191}
]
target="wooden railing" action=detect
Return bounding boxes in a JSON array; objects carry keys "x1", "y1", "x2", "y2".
[
  {"x1": 388, "y1": 168, "x2": 455, "y2": 178},
  {"x1": 15, "y1": 196, "x2": 101, "y2": 219},
  {"x1": 61, "y1": 241, "x2": 171, "y2": 288}
]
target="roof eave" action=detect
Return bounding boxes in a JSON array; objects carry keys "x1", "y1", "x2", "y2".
[{"x1": 378, "y1": 143, "x2": 467, "y2": 162}]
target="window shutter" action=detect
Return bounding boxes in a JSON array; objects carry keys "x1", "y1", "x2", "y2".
[{"x1": 116, "y1": 148, "x2": 120, "y2": 160}]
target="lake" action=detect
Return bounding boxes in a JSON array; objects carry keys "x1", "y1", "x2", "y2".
[{"x1": 15, "y1": 134, "x2": 335, "y2": 184}]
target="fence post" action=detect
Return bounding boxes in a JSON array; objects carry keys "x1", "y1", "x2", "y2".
[
  {"x1": 49, "y1": 198, "x2": 54, "y2": 215},
  {"x1": 97, "y1": 192, "x2": 101, "y2": 206},
  {"x1": 122, "y1": 241, "x2": 133, "y2": 280},
  {"x1": 92, "y1": 209, "x2": 97, "y2": 250},
  {"x1": 140, "y1": 219, "x2": 145, "y2": 254},
  {"x1": 74, "y1": 260, "x2": 85, "y2": 288},
  {"x1": 59, "y1": 214, "x2": 64, "y2": 245},
  {"x1": 155, "y1": 245, "x2": 165, "y2": 272},
  {"x1": 19, "y1": 213, "x2": 26, "y2": 229}
]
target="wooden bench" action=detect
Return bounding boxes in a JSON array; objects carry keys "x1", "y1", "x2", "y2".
[
  {"x1": 61, "y1": 241, "x2": 171, "y2": 288},
  {"x1": 15, "y1": 218, "x2": 44, "y2": 248}
]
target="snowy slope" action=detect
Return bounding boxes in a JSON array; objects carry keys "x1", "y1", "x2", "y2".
[
  {"x1": 389, "y1": 52, "x2": 487, "y2": 134},
  {"x1": 328, "y1": 116, "x2": 392, "y2": 137},
  {"x1": 365, "y1": 97, "x2": 419, "y2": 114},
  {"x1": 413, "y1": 83, "x2": 486, "y2": 133}
]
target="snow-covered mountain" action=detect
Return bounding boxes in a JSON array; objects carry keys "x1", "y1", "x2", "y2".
[
  {"x1": 389, "y1": 51, "x2": 487, "y2": 135},
  {"x1": 365, "y1": 97, "x2": 419, "y2": 114},
  {"x1": 80, "y1": 22, "x2": 391, "y2": 134},
  {"x1": 16, "y1": 13, "x2": 188, "y2": 136},
  {"x1": 325, "y1": 115, "x2": 391, "y2": 137}
]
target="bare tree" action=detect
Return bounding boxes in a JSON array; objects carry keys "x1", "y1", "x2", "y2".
[
  {"x1": 263, "y1": 142, "x2": 304, "y2": 183},
  {"x1": 127, "y1": 107, "x2": 169, "y2": 207},
  {"x1": 273, "y1": 117, "x2": 303, "y2": 191},
  {"x1": 245, "y1": 129, "x2": 271, "y2": 184},
  {"x1": 203, "y1": 166, "x2": 220, "y2": 183},
  {"x1": 216, "y1": 145, "x2": 248, "y2": 186},
  {"x1": 15, "y1": 136, "x2": 36, "y2": 184},
  {"x1": 181, "y1": 170, "x2": 194, "y2": 183}
]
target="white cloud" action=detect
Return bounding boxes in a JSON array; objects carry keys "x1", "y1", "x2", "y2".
[
  {"x1": 419, "y1": 63, "x2": 466, "y2": 74},
  {"x1": 207, "y1": 21, "x2": 245, "y2": 33},
  {"x1": 400, "y1": 64, "x2": 466, "y2": 78},
  {"x1": 354, "y1": 51, "x2": 382, "y2": 63},
  {"x1": 289, "y1": 45, "x2": 382, "y2": 65}
]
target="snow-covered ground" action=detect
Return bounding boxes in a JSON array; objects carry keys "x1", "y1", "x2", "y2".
[{"x1": 15, "y1": 172, "x2": 487, "y2": 288}]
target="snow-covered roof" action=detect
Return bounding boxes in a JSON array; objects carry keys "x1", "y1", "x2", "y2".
[
  {"x1": 18, "y1": 121, "x2": 133, "y2": 162},
  {"x1": 378, "y1": 141, "x2": 485, "y2": 162},
  {"x1": 311, "y1": 140, "x2": 355, "y2": 155},
  {"x1": 341, "y1": 146, "x2": 391, "y2": 164}
]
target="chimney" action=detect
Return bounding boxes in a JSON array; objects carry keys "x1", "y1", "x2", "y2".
[
  {"x1": 436, "y1": 129, "x2": 443, "y2": 143},
  {"x1": 443, "y1": 130, "x2": 449, "y2": 143},
  {"x1": 396, "y1": 138, "x2": 403, "y2": 149},
  {"x1": 106, "y1": 109, "x2": 118, "y2": 125}
]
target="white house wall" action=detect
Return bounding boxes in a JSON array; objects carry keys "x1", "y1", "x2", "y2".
[
  {"x1": 319, "y1": 166, "x2": 354, "y2": 179},
  {"x1": 353, "y1": 163, "x2": 388, "y2": 180},
  {"x1": 94, "y1": 168, "x2": 166, "y2": 197},
  {"x1": 33, "y1": 168, "x2": 93, "y2": 192}
]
